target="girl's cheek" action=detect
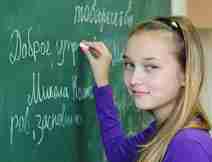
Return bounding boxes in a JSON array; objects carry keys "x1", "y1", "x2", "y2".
[
  {"x1": 123, "y1": 75, "x2": 129, "y2": 87},
  {"x1": 123, "y1": 71, "x2": 132, "y2": 86},
  {"x1": 148, "y1": 80, "x2": 165, "y2": 93}
]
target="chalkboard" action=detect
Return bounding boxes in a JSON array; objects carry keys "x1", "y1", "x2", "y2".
[{"x1": 0, "y1": 0, "x2": 170, "y2": 162}]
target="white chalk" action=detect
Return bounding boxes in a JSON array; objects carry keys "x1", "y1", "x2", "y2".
[
  {"x1": 79, "y1": 42, "x2": 89, "y2": 51},
  {"x1": 79, "y1": 42, "x2": 99, "y2": 58}
]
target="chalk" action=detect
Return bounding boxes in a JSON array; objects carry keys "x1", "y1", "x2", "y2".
[
  {"x1": 79, "y1": 42, "x2": 89, "y2": 52},
  {"x1": 79, "y1": 42, "x2": 100, "y2": 58}
]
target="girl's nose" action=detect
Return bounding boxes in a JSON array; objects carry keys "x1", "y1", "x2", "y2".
[{"x1": 130, "y1": 68, "x2": 145, "y2": 86}]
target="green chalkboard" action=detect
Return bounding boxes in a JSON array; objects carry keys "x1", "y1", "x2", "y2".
[{"x1": 0, "y1": 0, "x2": 170, "y2": 162}]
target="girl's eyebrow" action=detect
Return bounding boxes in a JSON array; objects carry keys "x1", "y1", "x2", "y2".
[{"x1": 122, "y1": 55, "x2": 160, "y2": 61}]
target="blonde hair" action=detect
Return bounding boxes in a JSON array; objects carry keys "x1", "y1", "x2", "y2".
[{"x1": 128, "y1": 16, "x2": 212, "y2": 162}]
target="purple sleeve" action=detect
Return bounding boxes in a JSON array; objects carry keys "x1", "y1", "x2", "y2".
[
  {"x1": 164, "y1": 137, "x2": 210, "y2": 162},
  {"x1": 92, "y1": 84, "x2": 156, "y2": 162}
]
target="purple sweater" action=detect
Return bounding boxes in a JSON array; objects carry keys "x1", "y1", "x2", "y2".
[{"x1": 93, "y1": 84, "x2": 212, "y2": 162}]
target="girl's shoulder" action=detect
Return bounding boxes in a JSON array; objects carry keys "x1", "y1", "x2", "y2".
[
  {"x1": 173, "y1": 128, "x2": 212, "y2": 150},
  {"x1": 166, "y1": 128, "x2": 212, "y2": 161}
]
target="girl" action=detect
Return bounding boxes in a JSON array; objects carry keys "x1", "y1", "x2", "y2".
[{"x1": 80, "y1": 16, "x2": 212, "y2": 162}]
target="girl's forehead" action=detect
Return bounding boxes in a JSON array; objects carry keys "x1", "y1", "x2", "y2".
[
  {"x1": 128, "y1": 30, "x2": 174, "y2": 44},
  {"x1": 126, "y1": 31, "x2": 176, "y2": 53},
  {"x1": 125, "y1": 31, "x2": 178, "y2": 63}
]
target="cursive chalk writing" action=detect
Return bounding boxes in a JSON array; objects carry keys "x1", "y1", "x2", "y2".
[
  {"x1": 74, "y1": 0, "x2": 134, "y2": 32},
  {"x1": 27, "y1": 72, "x2": 69, "y2": 107}
]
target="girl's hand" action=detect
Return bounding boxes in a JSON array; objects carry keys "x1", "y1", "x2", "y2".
[{"x1": 80, "y1": 41, "x2": 112, "y2": 87}]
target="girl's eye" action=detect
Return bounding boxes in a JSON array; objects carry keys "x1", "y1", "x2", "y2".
[
  {"x1": 123, "y1": 62, "x2": 159, "y2": 72},
  {"x1": 124, "y1": 62, "x2": 134, "y2": 70},
  {"x1": 144, "y1": 65, "x2": 159, "y2": 71}
]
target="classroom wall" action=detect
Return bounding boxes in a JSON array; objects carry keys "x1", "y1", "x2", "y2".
[
  {"x1": 171, "y1": 0, "x2": 212, "y2": 28},
  {"x1": 187, "y1": 0, "x2": 212, "y2": 28},
  {"x1": 171, "y1": 0, "x2": 186, "y2": 16}
]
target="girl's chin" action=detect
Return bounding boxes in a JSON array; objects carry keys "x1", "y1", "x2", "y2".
[
  {"x1": 135, "y1": 104, "x2": 153, "y2": 111},
  {"x1": 134, "y1": 100, "x2": 155, "y2": 110}
]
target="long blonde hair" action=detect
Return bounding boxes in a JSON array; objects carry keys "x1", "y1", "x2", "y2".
[{"x1": 128, "y1": 16, "x2": 212, "y2": 162}]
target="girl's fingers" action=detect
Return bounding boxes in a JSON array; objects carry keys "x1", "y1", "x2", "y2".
[
  {"x1": 79, "y1": 44, "x2": 98, "y2": 63},
  {"x1": 80, "y1": 41, "x2": 102, "y2": 59}
]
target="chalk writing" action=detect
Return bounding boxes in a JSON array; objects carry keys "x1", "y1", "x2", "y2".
[
  {"x1": 56, "y1": 40, "x2": 78, "y2": 67},
  {"x1": 74, "y1": 0, "x2": 134, "y2": 32},
  {"x1": 10, "y1": 104, "x2": 82, "y2": 145},
  {"x1": 8, "y1": 28, "x2": 79, "y2": 67},
  {"x1": 9, "y1": 28, "x2": 125, "y2": 68},
  {"x1": 27, "y1": 72, "x2": 69, "y2": 107},
  {"x1": 71, "y1": 75, "x2": 94, "y2": 101},
  {"x1": 103, "y1": 38, "x2": 125, "y2": 66},
  {"x1": 10, "y1": 106, "x2": 31, "y2": 145},
  {"x1": 9, "y1": 27, "x2": 52, "y2": 64}
]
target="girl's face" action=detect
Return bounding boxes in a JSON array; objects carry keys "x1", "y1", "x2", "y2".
[{"x1": 123, "y1": 31, "x2": 185, "y2": 111}]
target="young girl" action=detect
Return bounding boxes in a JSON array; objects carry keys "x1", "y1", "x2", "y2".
[{"x1": 80, "y1": 16, "x2": 212, "y2": 162}]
